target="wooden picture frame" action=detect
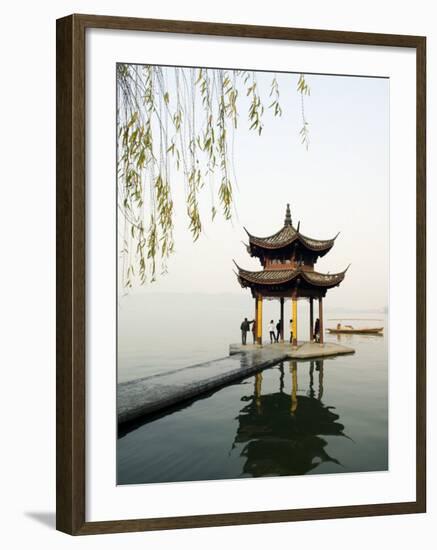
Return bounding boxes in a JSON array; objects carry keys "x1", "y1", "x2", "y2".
[{"x1": 56, "y1": 13, "x2": 426, "y2": 535}]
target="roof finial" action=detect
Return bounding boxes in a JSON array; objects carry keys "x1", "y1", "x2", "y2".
[{"x1": 284, "y1": 203, "x2": 292, "y2": 226}]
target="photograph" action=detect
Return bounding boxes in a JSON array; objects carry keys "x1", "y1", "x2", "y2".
[{"x1": 115, "y1": 62, "x2": 389, "y2": 485}]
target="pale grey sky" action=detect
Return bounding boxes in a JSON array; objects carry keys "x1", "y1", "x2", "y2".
[{"x1": 119, "y1": 69, "x2": 389, "y2": 311}]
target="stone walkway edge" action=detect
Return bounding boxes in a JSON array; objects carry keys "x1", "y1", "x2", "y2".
[{"x1": 118, "y1": 342, "x2": 354, "y2": 426}]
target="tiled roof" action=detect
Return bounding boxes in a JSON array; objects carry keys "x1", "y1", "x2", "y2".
[
  {"x1": 246, "y1": 224, "x2": 337, "y2": 252},
  {"x1": 235, "y1": 266, "x2": 347, "y2": 288}
]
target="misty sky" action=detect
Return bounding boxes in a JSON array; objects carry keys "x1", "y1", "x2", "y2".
[{"x1": 119, "y1": 69, "x2": 389, "y2": 311}]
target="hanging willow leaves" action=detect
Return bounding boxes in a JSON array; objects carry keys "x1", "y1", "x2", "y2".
[
  {"x1": 297, "y1": 73, "x2": 310, "y2": 150},
  {"x1": 117, "y1": 65, "x2": 310, "y2": 287},
  {"x1": 269, "y1": 77, "x2": 282, "y2": 117}
]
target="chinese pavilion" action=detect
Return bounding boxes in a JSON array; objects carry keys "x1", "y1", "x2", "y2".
[{"x1": 234, "y1": 204, "x2": 348, "y2": 346}]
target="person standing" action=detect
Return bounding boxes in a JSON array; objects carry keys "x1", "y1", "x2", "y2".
[
  {"x1": 240, "y1": 317, "x2": 255, "y2": 346},
  {"x1": 251, "y1": 319, "x2": 257, "y2": 344},
  {"x1": 290, "y1": 318, "x2": 293, "y2": 344},
  {"x1": 269, "y1": 320, "x2": 276, "y2": 344},
  {"x1": 240, "y1": 317, "x2": 250, "y2": 345},
  {"x1": 314, "y1": 318, "x2": 320, "y2": 343},
  {"x1": 276, "y1": 320, "x2": 281, "y2": 343}
]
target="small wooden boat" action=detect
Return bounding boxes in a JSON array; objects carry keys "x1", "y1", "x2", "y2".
[{"x1": 327, "y1": 327, "x2": 384, "y2": 335}]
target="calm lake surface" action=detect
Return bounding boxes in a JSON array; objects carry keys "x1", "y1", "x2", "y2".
[{"x1": 117, "y1": 294, "x2": 388, "y2": 484}]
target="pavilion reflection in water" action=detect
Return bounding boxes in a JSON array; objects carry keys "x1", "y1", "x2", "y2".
[{"x1": 233, "y1": 360, "x2": 347, "y2": 477}]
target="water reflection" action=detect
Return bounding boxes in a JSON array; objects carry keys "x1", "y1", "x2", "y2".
[
  {"x1": 334, "y1": 332, "x2": 383, "y2": 343},
  {"x1": 234, "y1": 360, "x2": 346, "y2": 477}
]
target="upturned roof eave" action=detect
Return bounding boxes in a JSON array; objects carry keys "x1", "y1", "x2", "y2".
[
  {"x1": 246, "y1": 228, "x2": 338, "y2": 253},
  {"x1": 235, "y1": 266, "x2": 348, "y2": 288}
]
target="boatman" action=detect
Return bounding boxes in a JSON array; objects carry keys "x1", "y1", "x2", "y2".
[{"x1": 240, "y1": 317, "x2": 253, "y2": 345}]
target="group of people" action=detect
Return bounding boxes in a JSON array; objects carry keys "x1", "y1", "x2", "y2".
[
  {"x1": 240, "y1": 316, "x2": 321, "y2": 345},
  {"x1": 268, "y1": 320, "x2": 283, "y2": 344}
]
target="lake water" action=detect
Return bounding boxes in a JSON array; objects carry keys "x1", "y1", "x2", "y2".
[{"x1": 117, "y1": 293, "x2": 388, "y2": 484}]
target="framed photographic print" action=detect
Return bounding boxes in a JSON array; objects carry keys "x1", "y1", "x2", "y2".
[{"x1": 56, "y1": 14, "x2": 426, "y2": 535}]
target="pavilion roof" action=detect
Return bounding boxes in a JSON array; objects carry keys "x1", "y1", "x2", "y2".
[
  {"x1": 244, "y1": 204, "x2": 338, "y2": 254},
  {"x1": 234, "y1": 265, "x2": 348, "y2": 288}
]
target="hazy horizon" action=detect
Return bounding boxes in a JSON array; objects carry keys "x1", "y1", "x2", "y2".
[{"x1": 119, "y1": 289, "x2": 388, "y2": 310}]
